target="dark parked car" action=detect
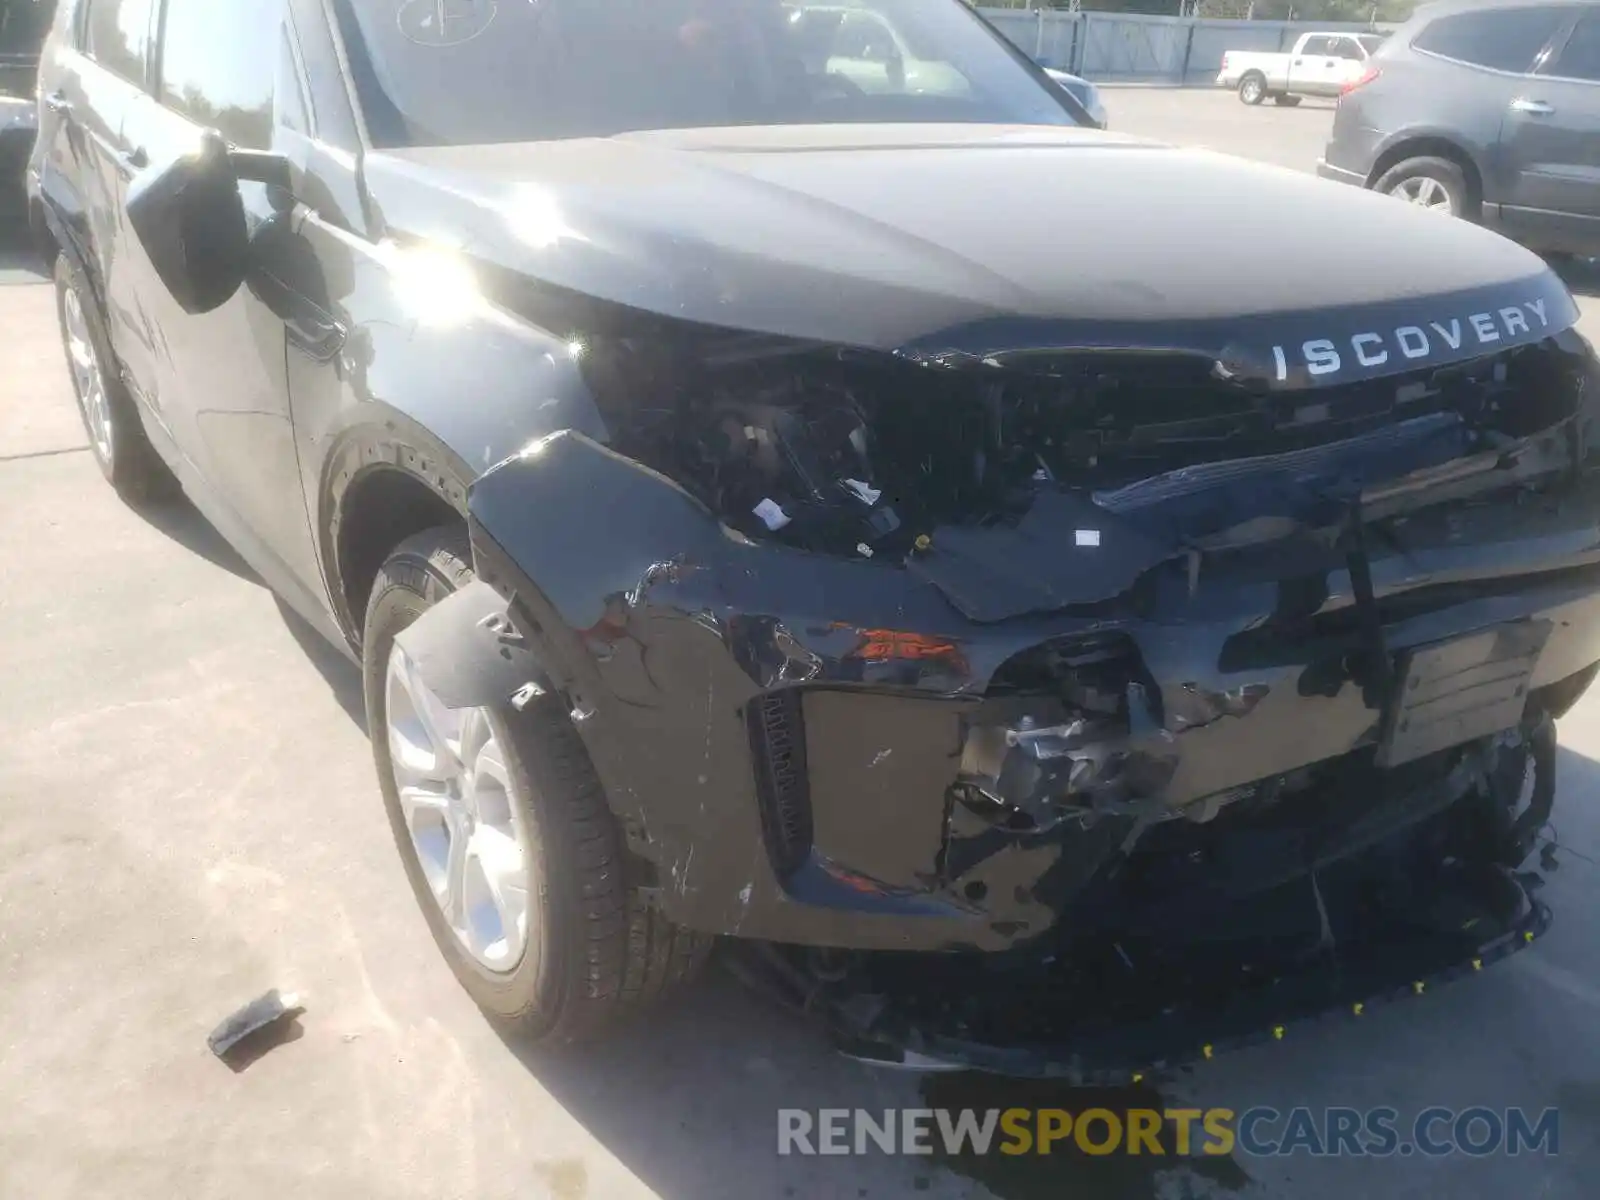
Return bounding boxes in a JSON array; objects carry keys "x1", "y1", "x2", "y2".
[
  {"x1": 0, "y1": 0, "x2": 54, "y2": 208},
  {"x1": 28, "y1": 0, "x2": 1600, "y2": 1072},
  {"x1": 1320, "y1": 0, "x2": 1600, "y2": 254}
]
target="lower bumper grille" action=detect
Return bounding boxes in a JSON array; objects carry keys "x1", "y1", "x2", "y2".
[{"x1": 747, "y1": 690, "x2": 812, "y2": 879}]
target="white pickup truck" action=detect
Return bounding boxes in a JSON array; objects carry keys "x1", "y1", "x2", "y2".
[{"x1": 1217, "y1": 31, "x2": 1387, "y2": 107}]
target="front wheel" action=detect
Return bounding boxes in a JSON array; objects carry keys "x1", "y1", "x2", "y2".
[
  {"x1": 362, "y1": 526, "x2": 708, "y2": 1040},
  {"x1": 1273, "y1": 94, "x2": 1302, "y2": 107},
  {"x1": 1238, "y1": 73, "x2": 1267, "y2": 105}
]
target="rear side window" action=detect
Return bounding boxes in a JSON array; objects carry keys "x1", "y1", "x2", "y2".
[
  {"x1": 1328, "y1": 37, "x2": 1364, "y2": 61},
  {"x1": 1412, "y1": 6, "x2": 1566, "y2": 74},
  {"x1": 85, "y1": 0, "x2": 153, "y2": 84},
  {"x1": 1300, "y1": 35, "x2": 1335, "y2": 56},
  {"x1": 1545, "y1": 10, "x2": 1600, "y2": 82},
  {"x1": 157, "y1": 0, "x2": 280, "y2": 149}
]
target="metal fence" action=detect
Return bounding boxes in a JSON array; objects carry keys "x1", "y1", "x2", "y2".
[{"x1": 977, "y1": 7, "x2": 1392, "y2": 84}]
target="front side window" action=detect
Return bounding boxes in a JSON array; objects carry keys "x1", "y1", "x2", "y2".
[
  {"x1": 334, "y1": 0, "x2": 1080, "y2": 149},
  {"x1": 1412, "y1": 6, "x2": 1566, "y2": 74},
  {"x1": 1545, "y1": 10, "x2": 1600, "y2": 82},
  {"x1": 157, "y1": 0, "x2": 280, "y2": 148},
  {"x1": 85, "y1": 0, "x2": 153, "y2": 84}
]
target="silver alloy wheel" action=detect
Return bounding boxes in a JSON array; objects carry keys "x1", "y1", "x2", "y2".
[
  {"x1": 1241, "y1": 77, "x2": 1263, "y2": 104},
  {"x1": 62, "y1": 287, "x2": 113, "y2": 463},
  {"x1": 1389, "y1": 175, "x2": 1455, "y2": 213},
  {"x1": 385, "y1": 640, "x2": 534, "y2": 973}
]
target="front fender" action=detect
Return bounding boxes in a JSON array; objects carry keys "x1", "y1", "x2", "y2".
[{"x1": 392, "y1": 579, "x2": 551, "y2": 709}]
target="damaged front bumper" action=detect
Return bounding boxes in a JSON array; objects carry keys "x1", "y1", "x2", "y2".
[{"x1": 416, "y1": 427, "x2": 1600, "y2": 960}]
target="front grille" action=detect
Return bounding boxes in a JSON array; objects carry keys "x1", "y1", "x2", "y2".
[
  {"x1": 746, "y1": 689, "x2": 812, "y2": 880},
  {"x1": 1000, "y1": 337, "x2": 1586, "y2": 491}
]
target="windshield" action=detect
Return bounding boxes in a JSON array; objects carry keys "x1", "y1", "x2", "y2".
[{"x1": 333, "y1": 0, "x2": 1081, "y2": 148}]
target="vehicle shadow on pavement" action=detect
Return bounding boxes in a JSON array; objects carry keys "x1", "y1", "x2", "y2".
[
  {"x1": 125, "y1": 492, "x2": 369, "y2": 727},
  {"x1": 498, "y1": 964, "x2": 1249, "y2": 1200},
  {"x1": 135, "y1": 492, "x2": 258, "y2": 584},
  {"x1": 274, "y1": 594, "x2": 367, "y2": 730},
  {"x1": 0, "y1": 213, "x2": 46, "y2": 284}
]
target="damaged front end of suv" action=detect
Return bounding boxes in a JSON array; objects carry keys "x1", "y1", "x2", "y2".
[{"x1": 400, "y1": 254, "x2": 1600, "y2": 1076}]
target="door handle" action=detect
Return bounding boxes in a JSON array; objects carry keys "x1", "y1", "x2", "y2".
[
  {"x1": 1511, "y1": 98, "x2": 1555, "y2": 116},
  {"x1": 114, "y1": 145, "x2": 149, "y2": 176},
  {"x1": 286, "y1": 312, "x2": 347, "y2": 362},
  {"x1": 43, "y1": 91, "x2": 72, "y2": 115}
]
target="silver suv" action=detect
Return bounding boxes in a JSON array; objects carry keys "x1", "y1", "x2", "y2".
[{"x1": 1319, "y1": 0, "x2": 1600, "y2": 255}]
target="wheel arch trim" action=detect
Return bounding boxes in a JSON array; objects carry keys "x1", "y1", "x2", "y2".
[{"x1": 318, "y1": 404, "x2": 479, "y2": 643}]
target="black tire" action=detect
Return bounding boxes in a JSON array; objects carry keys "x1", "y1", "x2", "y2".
[
  {"x1": 362, "y1": 525, "x2": 708, "y2": 1041},
  {"x1": 53, "y1": 253, "x2": 177, "y2": 503},
  {"x1": 1273, "y1": 94, "x2": 1303, "y2": 107},
  {"x1": 1372, "y1": 156, "x2": 1472, "y2": 220},
  {"x1": 1238, "y1": 72, "x2": 1267, "y2": 105}
]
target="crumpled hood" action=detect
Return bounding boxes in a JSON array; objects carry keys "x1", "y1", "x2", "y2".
[{"x1": 365, "y1": 123, "x2": 1577, "y2": 386}]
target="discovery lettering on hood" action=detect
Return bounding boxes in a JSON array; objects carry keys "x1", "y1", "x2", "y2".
[{"x1": 1272, "y1": 298, "x2": 1553, "y2": 383}]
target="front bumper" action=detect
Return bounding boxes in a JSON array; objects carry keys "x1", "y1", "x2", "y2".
[
  {"x1": 454, "y1": 431, "x2": 1600, "y2": 954},
  {"x1": 740, "y1": 870, "x2": 1552, "y2": 1080}
]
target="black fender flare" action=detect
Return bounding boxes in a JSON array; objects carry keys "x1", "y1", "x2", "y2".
[{"x1": 317, "y1": 405, "x2": 478, "y2": 639}]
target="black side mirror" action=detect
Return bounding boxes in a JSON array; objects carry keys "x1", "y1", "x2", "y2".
[
  {"x1": 125, "y1": 130, "x2": 249, "y2": 316},
  {"x1": 125, "y1": 131, "x2": 293, "y2": 317}
]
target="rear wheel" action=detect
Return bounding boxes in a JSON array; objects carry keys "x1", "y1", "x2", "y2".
[
  {"x1": 363, "y1": 526, "x2": 708, "y2": 1040},
  {"x1": 1374, "y1": 156, "x2": 1470, "y2": 218},
  {"x1": 54, "y1": 254, "x2": 176, "y2": 503},
  {"x1": 1238, "y1": 73, "x2": 1267, "y2": 105}
]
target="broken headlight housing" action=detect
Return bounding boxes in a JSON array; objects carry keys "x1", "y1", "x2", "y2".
[{"x1": 580, "y1": 330, "x2": 1039, "y2": 560}]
